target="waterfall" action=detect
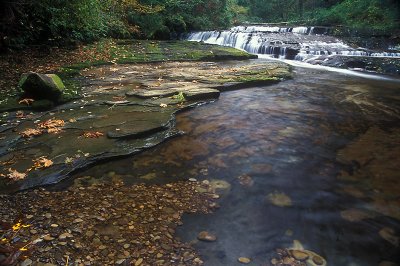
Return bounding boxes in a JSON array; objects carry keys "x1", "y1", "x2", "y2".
[{"x1": 186, "y1": 25, "x2": 400, "y2": 62}]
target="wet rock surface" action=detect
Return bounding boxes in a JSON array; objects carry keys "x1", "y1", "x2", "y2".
[
  {"x1": 0, "y1": 180, "x2": 216, "y2": 265},
  {"x1": 316, "y1": 56, "x2": 400, "y2": 75},
  {"x1": 0, "y1": 60, "x2": 290, "y2": 192},
  {"x1": 337, "y1": 126, "x2": 400, "y2": 221}
]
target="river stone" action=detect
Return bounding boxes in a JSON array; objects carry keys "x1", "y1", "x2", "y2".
[
  {"x1": 20, "y1": 259, "x2": 33, "y2": 266},
  {"x1": 284, "y1": 47, "x2": 299, "y2": 60},
  {"x1": 19, "y1": 72, "x2": 65, "y2": 101},
  {"x1": 43, "y1": 235, "x2": 55, "y2": 241},
  {"x1": 238, "y1": 257, "x2": 251, "y2": 264},
  {"x1": 267, "y1": 191, "x2": 292, "y2": 207},
  {"x1": 209, "y1": 179, "x2": 231, "y2": 194},
  {"x1": 238, "y1": 174, "x2": 254, "y2": 187},
  {"x1": 183, "y1": 88, "x2": 220, "y2": 101},
  {"x1": 290, "y1": 250, "x2": 309, "y2": 261},
  {"x1": 379, "y1": 227, "x2": 399, "y2": 246},
  {"x1": 312, "y1": 255, "x2": 325, "y2": 265},
  {"x1": 116, "y1": 259, "x2": 126, "y2": 265},
  {"x1": 197, "y1": 231, "x2": 217, "y2": 242},
  {"x1": 135, "y1": 258, "x2": 143, "y2": 266}
]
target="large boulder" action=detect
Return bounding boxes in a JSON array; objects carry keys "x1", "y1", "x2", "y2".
[{"x1": 19, "y1": 72, "x2": 65, "y2": 102}]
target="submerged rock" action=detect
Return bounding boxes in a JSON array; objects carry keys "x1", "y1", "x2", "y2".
[
  {"x1": 340, "y1": 208, "x2": 376, "y2": 222},
  {"x1": 271, "y1": 240, "x2": 327, "y2": 266},
  {"x1": 290, "y1": 250, "x2": 309, "y2": 261},
  {"x1": 197, "y1": 231, "x2": 217, "y2": 242},
  {"x1": 267, "y1": 191, "x2": 292, "y2": 207},
  {"x1": 379, "y1": 227, "x2": 399, "y2": 247},
  {"x1": 238, "y1": 257, "x2": 251, "y2": 264}
]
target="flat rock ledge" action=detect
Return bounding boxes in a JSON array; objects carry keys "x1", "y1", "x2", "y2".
[{"x1": 0, "y1": 60, "x2": 290, "y2": 192}]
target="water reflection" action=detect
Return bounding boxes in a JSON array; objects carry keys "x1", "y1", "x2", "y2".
[{"x1": 67, "y1": 66, "x2": 400, "y2": 265}]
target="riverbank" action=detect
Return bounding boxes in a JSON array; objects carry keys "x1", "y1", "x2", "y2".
[{"x1": 0, "y1": 180, "x2": 218, "y2": 265}]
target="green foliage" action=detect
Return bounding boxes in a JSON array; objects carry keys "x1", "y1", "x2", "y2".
[
  {"x1": 235, "y1": 0, "x2": 399, "y2": 33},
  {"x1": 127, "y1": 0, "x2": 235, "y2": 39},
  {"x1": 172, "y1": 92, "x2": 186, "y2": 102},
  {"x1": 1, "y1": 0, "x2": 399, "y2": 48},
  {"x1": 311, "y1": 0, "x2": 398, "y2": 32}
]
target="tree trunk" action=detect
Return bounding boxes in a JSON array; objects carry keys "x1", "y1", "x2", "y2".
[{"x1": 298, "y1": 0, "x2": 304, "y2": 19}]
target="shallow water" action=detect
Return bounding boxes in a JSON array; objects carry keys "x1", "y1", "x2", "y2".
[{"x1": 64, "y1": 62, "x2": 400, "y2": 265}]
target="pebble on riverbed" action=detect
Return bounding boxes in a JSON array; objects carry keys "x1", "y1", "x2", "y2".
[
  {"x1": 238, "y1": 257, "x2": 251, "y2": 264},
  {"x1": 197, "y1": 231, "x2": 217, "y2": 242},
  {"x1": 0, "y1": 181, "x2": 216, "y2": 265}
]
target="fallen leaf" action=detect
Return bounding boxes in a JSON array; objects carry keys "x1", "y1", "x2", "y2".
[
  {"x1": 47, "y1": 127, "x2": 62, "y2": 134},
  {"x1": 7, "y1": 169, "x2": 26, "y2": 181},
  {"x1": 20, "y1": 128, "x2": 42, "y2": 138},
  {"x1": 29, "y1": 157, "x2": 53, "y2": 171},
  {"x1": 38, "y1": 118, "x2": 65, "y2": 129},
  {"x1": 18, "y1": 98, "x2": 34, "y2": 106},
  {"x1": 16, "y1": 111, "x2": 25, "y2": 118},
  {"x1": 81, "y1": 131, "x2": 104, "y2": 138},
  {"x1": 65, "y1": 157, "x2": 74, "y2": 164}
]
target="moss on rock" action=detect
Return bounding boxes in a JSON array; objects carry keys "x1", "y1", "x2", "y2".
[{"x1": 19, "y1": 72, "x2": 65, "y2": 101}]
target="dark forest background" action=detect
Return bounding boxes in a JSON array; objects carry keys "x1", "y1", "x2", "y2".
[{"x1": 0, "y1": 0, "x2": 399, "y2": 49}]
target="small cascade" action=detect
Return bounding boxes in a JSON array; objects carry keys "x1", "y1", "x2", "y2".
[{"x1": 186, "y1": 25, "x2": 400, "y2": 63}]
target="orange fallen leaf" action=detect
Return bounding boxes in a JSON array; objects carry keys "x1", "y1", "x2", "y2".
[
  {"x1": 38, "y1": 119, "x2": 65, "y2": 129},
  {"x1": 81, "y1": 131, "x2": 104, "y2": 138},
  {"x1": 29, "y1": 157, "x2": 53, "y2": 171},
  {"x1": 20, "y1": 128, "x2": 42, "y2": 138},
  {"x1": 18, "y1": 98, "x2": 34, "y2": 106},
  {"x1": 47, "y1": 127, "x2": 62, "y2": 134}
]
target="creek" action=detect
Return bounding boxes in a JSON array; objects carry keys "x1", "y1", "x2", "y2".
[
  {"x1": 59, "y1": 59, "x2": 400, "y2": 265},
  {"x1": 2, "y1": 25, "x2": 398, "y2": 265}
]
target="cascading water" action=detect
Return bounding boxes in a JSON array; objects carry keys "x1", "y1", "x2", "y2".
[{"x1": 186, "y1": 25, "x2": 400, "y2": 63}]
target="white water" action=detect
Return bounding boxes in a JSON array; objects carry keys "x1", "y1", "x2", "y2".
[
  {"x1": 259, "y1": 55, "x2": 400, "y2": 82},
  {"x1": 186, "y1": 26, "x2": 400, "y2": 61}
]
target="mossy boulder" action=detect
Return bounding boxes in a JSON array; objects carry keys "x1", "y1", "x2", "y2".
[{"x1": 19, "y1": 72, "x2": 66, "y2": 102}]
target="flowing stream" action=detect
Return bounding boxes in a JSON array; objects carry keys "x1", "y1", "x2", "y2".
[{"x1": 61, "y1": 60, "x2": 400, "y2": 265}]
